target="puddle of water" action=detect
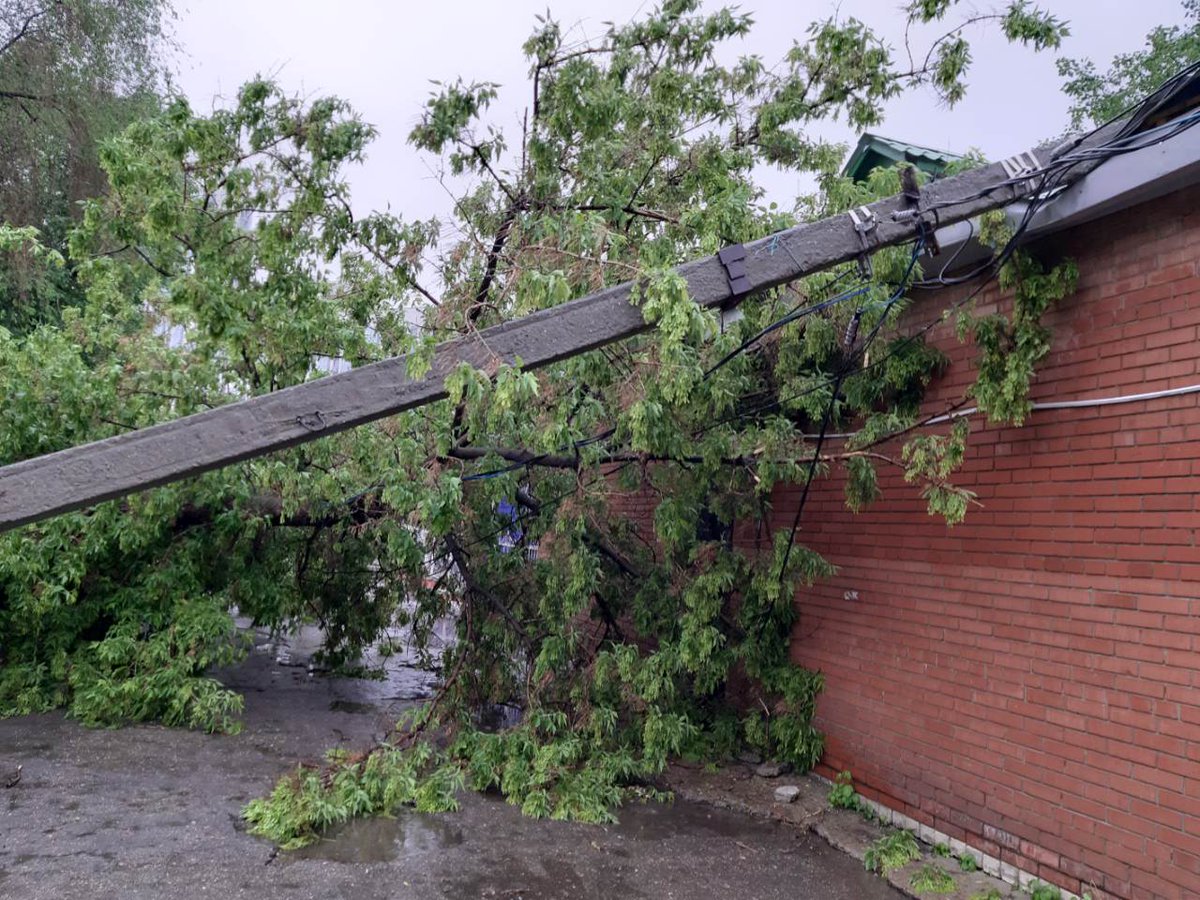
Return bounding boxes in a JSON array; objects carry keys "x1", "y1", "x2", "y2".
[
  {"x1": 291, "y1": 810, "x2": 464, "y2": 864},
  {"x1": 327, "y1": 700, "x2": 375, "y2": 715},
  {"x1": 611, "y1": 799, "x2": 780, "y2": 842}
]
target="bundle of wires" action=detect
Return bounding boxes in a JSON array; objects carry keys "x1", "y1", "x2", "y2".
[
  {"x1": 724, "y1": 64, "x2": 1200, "y2": 431},
  {"x1": 352, "y1": 59, "x2": 1200, "y2": 563}
]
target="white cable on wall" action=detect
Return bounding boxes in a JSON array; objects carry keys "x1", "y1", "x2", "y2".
[{"x1": 812, "y1": 381, "x2": 1200, "y2": 440}]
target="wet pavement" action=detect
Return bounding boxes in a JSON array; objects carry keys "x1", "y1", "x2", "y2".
[{"x1": 0, "y1": 629, "x2": 903, "y2": 899}]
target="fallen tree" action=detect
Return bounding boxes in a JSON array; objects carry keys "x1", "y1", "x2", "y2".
[{"x1": 0, "y1": 0, "x2": 1081, "y2": 844}]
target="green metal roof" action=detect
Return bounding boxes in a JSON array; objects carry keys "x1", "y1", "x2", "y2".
[{"x1": 841, "y1": 133, "x2": 965, "y2": 183}]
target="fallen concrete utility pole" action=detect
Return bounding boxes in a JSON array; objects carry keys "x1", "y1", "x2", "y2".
[{"x1": 0, "y1": 124, "x2": 1121, "y2": 533}]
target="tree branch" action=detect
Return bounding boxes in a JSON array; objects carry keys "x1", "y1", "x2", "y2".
[
  {"x1": 0, "y1": 3, "x2": 56, "y2": 59},
  {"x1": 0, "y1": 89, "x2": 49, "y2": 103},
  {"x1": 444, "y1": 532, "x2": 530, "y2": 644}
]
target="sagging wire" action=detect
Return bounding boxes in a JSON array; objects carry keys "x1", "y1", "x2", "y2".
[
  {"x1": 337, "y1": 64, "x2": 1200, "y2": 514},
  {"x1": 703, "y1": 280, "x2": 873, "y2": 377},
  {"x1": 460, "y1": 265, "x2": 870, "y2": 483},
  {"x1": 774, "y1": 237, "x2": 925, "y2": 586},
  {"x1": 910, "y1": 216, "x2": 975, "y2": 289}
]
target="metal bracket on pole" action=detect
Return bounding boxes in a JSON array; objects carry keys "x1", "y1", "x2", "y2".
[
  {"x1": 847, "y1": 206, "x2": 877, "y2": 278},
  {"x1": 717, "y1": 244, "x2": 750, "y2": 298},
  {"x1": 892, "y1": 165, "x2": 941, "y2": 257},
  {"x1": 1001, "y1": 150, "x2": 1042, "y2": 180}
]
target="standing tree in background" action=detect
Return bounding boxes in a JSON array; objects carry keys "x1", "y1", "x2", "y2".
[
  {"x1": 0, "y1": 0, "x2": 173, "y2": 333},
  {"x1": 1059, "y1": 0, "x2": 1200, "y2": 127},
  {"x1": 0, "y1": 0, "x2": 1078, "y2": 844}
]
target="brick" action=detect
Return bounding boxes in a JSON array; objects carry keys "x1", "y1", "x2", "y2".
[{"x1": 723, "y1": 188, "x2": 1200, "y2": 900}]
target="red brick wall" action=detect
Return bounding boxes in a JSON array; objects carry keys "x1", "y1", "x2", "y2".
[{"x1": 776, "y1": 186, "x2": 1200, "y2": 899}]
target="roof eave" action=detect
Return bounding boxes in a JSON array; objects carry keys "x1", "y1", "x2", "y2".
[{"x1": 925, "y1": 122, "x2": 1200, "y2": 274}]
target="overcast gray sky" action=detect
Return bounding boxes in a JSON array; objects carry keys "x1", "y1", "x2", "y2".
[{"x1": 172, "y1": 1, "x2": 1186, "y2": 222}]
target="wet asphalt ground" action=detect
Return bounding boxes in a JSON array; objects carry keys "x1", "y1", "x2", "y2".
[{"x1": 0, "y1": 631, "x2": 902, "y2": 899}]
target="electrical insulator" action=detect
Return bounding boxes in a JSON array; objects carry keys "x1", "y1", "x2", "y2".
[{"x1": 843, "y1": 310, "x2": 862, "y2": 351}]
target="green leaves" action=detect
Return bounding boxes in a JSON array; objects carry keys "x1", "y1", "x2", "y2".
[
  {"x1": 243, "y1": 744, "x2": 461, "y2": 849},
  {"x1": 910, "y1": 863, "x2": 956, "y2": 893},
  {"x1": 409, "y1": 79, "x2": 502, "y2": 177},
  {"x1": 1001, "y1": 1, "x2": 1069, "y2": 50},
  {"x1": 844, "y1": 455, "x2": 881, "y2": 513},
  {"x1": 1059, "y1": 1, "x2": 1200, "y2": 128},
  {"x1": 902, "y1": 419, "x2": 976, "y2": 525},
  {"x1": 865, "y1": 829, "x2": 921, "y2": 874},
  {"x1": 637, "y1": 269, "x2": 712, "y2": 348},
  {"x1": 1, "y1": 0, "x2": 1081, "y2": 843},
  {"x1": 906, "y1": 0, "x2": 955, "y2": 22},
  {"x1": 931, "y1": 37, "x2": 972, "y2": 106},
  {"x1": 0, "y1": 74, "x2": 443, "y2": 730},
  {"x1": 969, "y1": 252, "x2": 1078, "y2": 425},
  {"x1": 0, "y1": 0, "x2": 172, "y2": 334}
]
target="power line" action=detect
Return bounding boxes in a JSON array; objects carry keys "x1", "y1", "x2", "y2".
[{"x1": 775, "y1": 238, "x2": 925, "y2": 584}]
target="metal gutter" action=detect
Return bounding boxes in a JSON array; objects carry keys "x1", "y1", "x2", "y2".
[{"x1": 926, "y1": 121, "x2": 1200, "y2": 273}]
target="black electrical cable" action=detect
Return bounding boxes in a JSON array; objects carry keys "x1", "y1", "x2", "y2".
[
  {"x1": 350, "y1": 65, "x2": 1200, "y2": 500},
  {"x1": 773, "y1": 361, "x2": 847, "y2": 587},
  {"x1": 774, "y1": 239, "x2": 923, "y2": 585},
  {"x1": 703, "y1": 281, "x2": 873, "y2": 377},
  {"x1": 460, "y1": 269, "x2": 875, "y2": 482},
  {"x1": 454, "y1": 91, "x2": 1200, "y2": 486}
]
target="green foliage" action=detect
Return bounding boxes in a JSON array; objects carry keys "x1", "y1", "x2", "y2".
[
  {"x1": 0, "y1": 225, "x2": 64, "y2": 268},
  {"x1": 844, "y1": 455, "x2": 882, "y2": 513},
  {"x1": 0, "y1": 0, "x2": 173, "y2": 334},
  {"x1": 958, "y1": 852, "x2": 980, "y2": 872},
  {"x1": 0, "y1": 78, "x2": 407, "y2": 731},
  {"x1": 1028, "y1": 882, "x2": 1064, "y2": 900},
  {"x1": 864, "y1": 828, "x2": 921, "y2": 874},
  {"x1": 910, "y1": 863, "x2": 956, "y2": 894},
  {"x1": 1, "y1": 0, "x2": 1073, "y2": 840},
  {"x1": 243, "y1": 742, "x2": 462, "y2": 849},
  {"x1": 828, "y1": 769, "x2": 859, "y2": 809},
  {"x1": 1059, "y1": 1, "x2": 1200, "y2": 128},
  {"x1": 906, "y1": 1, "x2": 1067, "y2": 105},
  {"x1": 246, "y1": 707, "x2": 682, "y2": 847},
  {"x1": 1000, "y1": 2, "x2": 1069, "y2": 50},
  {"x1": 969, "y1": 890, "x2": 1003, "y2": 900},
  {"x1": 966, "y1": 248, "x2": 1078, "y2": 426},
  {"x1": 901, "y1": 418, "x2": 976, "y2": 524}
]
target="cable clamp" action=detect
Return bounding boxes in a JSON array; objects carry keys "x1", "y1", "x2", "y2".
[
  {"x1": 848, "y1": 206, "x2": 877, "y2": 279},
  {"x1": 897, "y1": 167, "x2": 940, "y2": 257},
  {"x1": 717, "y1": 244, "x2": 751, "y2": 297},
  {"x1": 1001, "y1": 150, "x2": 1041, "y2": 180}
]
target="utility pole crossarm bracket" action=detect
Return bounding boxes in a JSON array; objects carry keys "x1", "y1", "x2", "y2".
[
  {"x1": 847, "y1": 205, "x2": 878, "y2": 278},
  {"x1": 717, "y1": 244, "x2": 751, "y2": 298},
  {"x1": 0, "y1": 122, "x2": 1124, "y2": 533}
]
